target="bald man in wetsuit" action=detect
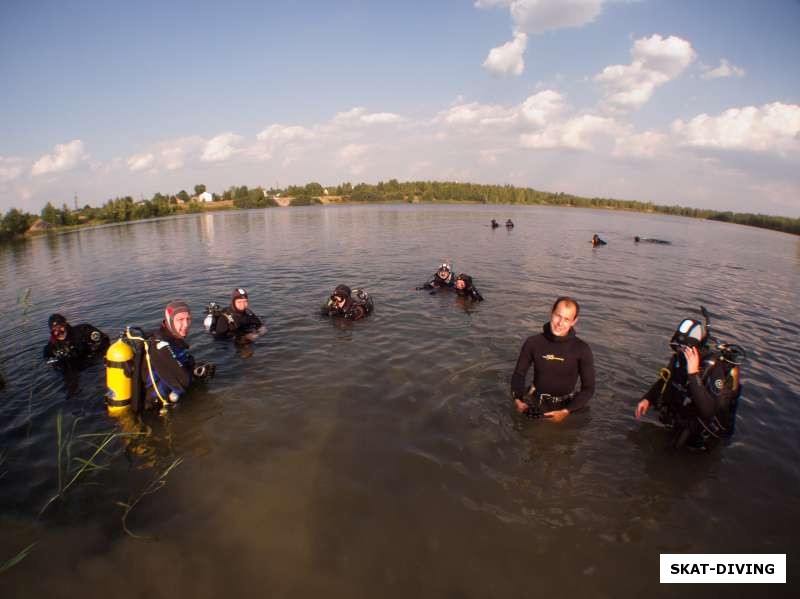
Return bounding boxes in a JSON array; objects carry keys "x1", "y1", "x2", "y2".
[{"x1": 511, "y1": 297, "x2": 596, "y2": 422}]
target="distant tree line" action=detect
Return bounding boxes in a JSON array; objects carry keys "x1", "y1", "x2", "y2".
[{"x1": 2, "y1": 179, "x2": 798, "y2": 244}]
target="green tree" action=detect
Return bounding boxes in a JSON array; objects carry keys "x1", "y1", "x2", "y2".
[
  {"x1": 176, "y1": 190, "x2": 190, "y2": 203},
  {"x1": 194, "y1": 184, "x2": 206, "y2": 196},
  {"x1": 41, "y1": 202, "x2": 60, "y2": 225}
]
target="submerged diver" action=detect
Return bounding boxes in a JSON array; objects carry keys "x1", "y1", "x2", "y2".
[
  {"x1": 454, "y1": 274, "x2": 484, "y2": 302},
  {"x1": 43, "y1": 313, "x2": 109, "y2": 370},
  {"x1": 511, "y1": 297, "x2": 595, "y2": 422},
  {"x1": 206, "y1": 287, "x2": 266, "y2": 342},
  {"x1": 138, "y1": 300, "x2": 215, "y2": 411},
  {"x1": 420, "y1": 263, "x2": 455, "y2": 290},
  {"x1": 591, "y1": 233, "x2": 607, "y2": 247},
  {"x1": 634, "y1": 236, "x2": 671, "y2": 245},
  {"x1": 321, "y1": 285, "x2": 373, "y2": 321},
  {"x1": 635, "y1": 308, "x2": 743, "y2": 450},
  {"x1": 506, "y1": 219, "x2": 514, "y2": 229},
  {"x1": 490, "y1": 219, "x2": 500, "y2": 228}
]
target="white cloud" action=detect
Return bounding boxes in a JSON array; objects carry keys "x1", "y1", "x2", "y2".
[
  {"x1": 337, "y1": 143, "x2": 370, "y2": 174},
  {"x1": 127, "y1": 153, "x2": 155, "y2": 172},
  {"x1": 701, "y1": 58, "x2": 745, "y2": 80},
  {"x1": 256, "y1": 124, "x2": 316, "y2": 142},
  {"x1": 672, "y1": 102, "x2": 800, "y2": 155},
  {"x1": 438, "y1": 101, "x2": 515, "y2": 126},
  {"x1": 509, "y1": 0, "x2": 605, "y2": 34},
  {"x1": 332, "y1": 107, "x2": 403, "y2": 126},
  {"x1": 483, "y1": 32, "x2": 528, "y2": 76},
  {"x1": 477, "y1": 1, "x2": 605, "y2": 75},
  {"x1": 520, "y1": 114, "x2": 622, "y2": 150},
  {"x1": 595, "y1": 34, "x2": 696, "y2": 111},
  {"x1": 201, "y1": 133, "x2": 243, "y2": 162},
  {"x1": 360, "y1": 112, "x2": 402, "y2": 124},
  {"x1": 520, "y1": 90, "x2": 565, "y2": 127},
  {"x1": 613, "y1": 130, "x2": 669, "y2": 159},
  {"x1": 0, "y1": 156, "x2": 25, "y2": 182},
  {"x1": 31, "y1": 139, "x2": 88, "y2": 176}
]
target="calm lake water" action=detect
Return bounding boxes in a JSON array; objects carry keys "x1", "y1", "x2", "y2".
[{"x1": 1, "y1": 204, "x2": 798, "y2": 597}]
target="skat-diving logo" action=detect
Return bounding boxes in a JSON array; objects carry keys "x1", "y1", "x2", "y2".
[{"x1": 542, "y1": 354, "x2": 565, "y2": 362}]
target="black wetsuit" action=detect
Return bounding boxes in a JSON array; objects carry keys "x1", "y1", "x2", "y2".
[
  {"x1": 511, "y1": 322, "x2": 595, "y2": 413},
  {"x1": 455, "y1": 275, "x2": 484, "y2": 301},
  {"x1": 423, "y1": 272, "x2": 455, "y2": 290},
  {"x1": 635, "y1": 237, "x2": 671, "y2": 245},
  {"x1": 643, "y1": 350, "x2": 739, "y2": 449},
  {"x1": 43, "y1": 323, "x2": 109, "y2": 370},
  {"x1": 139, "y1": 324, "x2": 195, "y2": 410},
  {"x1": 592, "y1": 237, "x2": 607, "y2": 247},
  {"x1": 321, "y1": 292, "x2": 373, "y2": 321},
  {"x1": 213, "y1": 307, "x2": 263, "y2": 338}
]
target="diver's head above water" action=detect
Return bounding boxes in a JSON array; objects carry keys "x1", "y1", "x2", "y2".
[{"x1": 164, "y1": 300, "x2": 192, "y2": 339}]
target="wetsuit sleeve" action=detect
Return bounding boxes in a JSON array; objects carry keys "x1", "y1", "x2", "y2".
[
  {"x1": 568, "y1": 342, "x2": 595, "y2": 412},
  {"x1": 43, "y1": 343, "x2": 53, "y2": 360},
  {"x1": 471, "y1": 288, "x2": 484, "y2": 301},
  {"x1": 148, "y1": 339, "x2": 192, "y2": 394},
  {"x1": 214, "y1": 311, "x2": 233, "y2": 337},
  {"x1": 510, "y1": 338, "x2": 535, "y2": 399}
]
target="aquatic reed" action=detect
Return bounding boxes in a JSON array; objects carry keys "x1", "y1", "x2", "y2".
[{"x1": 117, "y1": 457, "x2": 184, "y2": 539}]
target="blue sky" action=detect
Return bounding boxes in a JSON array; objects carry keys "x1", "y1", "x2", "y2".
[{"x1": 2, "y1": 0, "x2": 799, "y2": 216}]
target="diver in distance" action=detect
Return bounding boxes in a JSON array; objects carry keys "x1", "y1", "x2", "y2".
[
  {"x1": 419, "y1": 263, "x2": 456, "y2": 291},
  {"x1": 634, "y1": 236, "x2": 671, "y2": 245},
  {"x1": 511, "y1": 297, "x2": 595, "y2": 422},
  {"x1": 635, "y1": 306, "x2": 744, "y2": 450},
  {"x1": 205, "y1": 287, "x2": 266, "y2": 343},
  {"x1": 321, "y1": 285, "x2": 373, "y2": 321},
  {"x1": 591, "y1": 233, "x2": 607, "y2": 247},
  {"x1": 43, "y1": 313, "x2": 109, "y2": 370},
  {"x1": 454, "y1": 274, "x2": 484, "y2": 302},
  {"x1": 506, "y1": 219, "x2": 514, "y2": 229},
  {"x1": 491, "y1": 219, "x2": 500, "y2": 228}
]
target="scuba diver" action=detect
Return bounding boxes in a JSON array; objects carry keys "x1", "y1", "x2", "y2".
[
  {"x1": 321, "y1": 285, "x2": 374, "y2": 321},
  {"x1": 205, "y1": 287, "x2": 267, "y2": 343},
  {"x1": 43, "y1": 313, "x2": 109, "y2": 370},
  {"x1": 138, "y1": 300, "x2": 215, "y2": 411},
  {"x1": 490, "y1": 219, "x2": 500, "y2": 229},
  {"x1": 506, "y1": 219, "x2": 514, "y2": 229},
  {"x1": 591, "y1": 233, "x2": 607, "y2": 247},
  {"x1": 635, "y1": 236, "x2": 671, "y2": 245},
  {"x1": 420, "y1": 263, "x2": 456, "y2": 290},
  {"x1": 635, "y1": 307, "x2": 744, "y2": 450},
  {"x1": 511, "y1": 297, "x2": 595, "y2": 422},
  {"x1": 454, "y1": 274, "x2": 484, "y2": 302}
]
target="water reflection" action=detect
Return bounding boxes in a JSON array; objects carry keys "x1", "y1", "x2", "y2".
[{"x1": 1, "y1": 206, "x2": 799, "y2": 597}]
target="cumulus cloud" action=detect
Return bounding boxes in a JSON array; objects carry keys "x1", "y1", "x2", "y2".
[
  {"x1": 478, "y1": 0, "x2": 605, "y2": 74},
  {"x1": 483, "y1": 32, "x2": 528, "y2": 76},
  {"x1": 31, "y1": 139, "x2": 88, "y2": 176},
  {"x1": 438, "y1": 101, "x2": 516, "y2": 127},
  {"x1": 332, "y1": 107, "x2": 403, "y2": 126},
  {"x1": 612, "y1": 130, "x2": 669, "y2": 159},
  {"x1": 520, "y1": 113, "x2": 622, "y2": 150},
  {"x1": 256, "y1": 124, "x2": 316, "y2": 142},
  {"x1": 672, "y1": 102, "x2": 800, "y2": 155},
  {"x1": 127, "y1": 153, "x2": 155, "y2": 172},
  {"x1": 701, "y1": 58, "x2": 745, "y2": 80},
  {"x1": 201, "y1": 133, "x2": 243, "y2": 162},
  {"x1": 0, "y1": 156, "x2": 25, "y2": 182},
  {"x1": 520, "y1": 90, "x2": 565, "y2": 127},
  {"x1": 595, "y1": 34, "x2": 696, "y2": 111},
  {"x1": 337, "y1": 143, "x2": 370, "y2": 174}
]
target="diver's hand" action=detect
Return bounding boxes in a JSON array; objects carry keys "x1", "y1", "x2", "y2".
[
  {"x1": 683, "y1": 346, "x2": 700, "y2": 375},
  {"x1": 193, "y1": 363, "x2": 216, "y2": 380},
  {"x1": 544, "y1": 409, "x2": 569, "y2": 422},
  {"x1": 635, "y1": 399, "x2": 650, "y2": 419},
  {"x1": 514, "y1": 398, "x2": 529, "y2": 413}
]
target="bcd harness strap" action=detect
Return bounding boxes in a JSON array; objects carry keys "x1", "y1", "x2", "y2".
[{"x1": 125, "y1": 328, "x2": 168, "y2": 410}]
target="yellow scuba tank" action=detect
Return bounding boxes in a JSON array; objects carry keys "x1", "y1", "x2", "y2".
[{"x1": 105, "y1": 338, "x2": 134, "y2": 413}]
